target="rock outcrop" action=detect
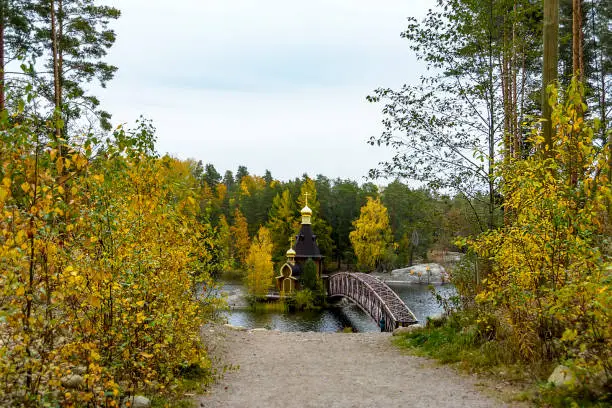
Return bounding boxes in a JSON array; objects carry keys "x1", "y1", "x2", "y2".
[{"x1": 375, "y1": 263, "x2": 450, "y2": 284}]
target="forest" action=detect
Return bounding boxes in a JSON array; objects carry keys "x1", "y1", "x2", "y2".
[
  {"x1": 0, "y1": 0, "x2": 610, "y2": 406},
  {"x1": 189, "y1": 163, "x2": 484, "y2": 273}
]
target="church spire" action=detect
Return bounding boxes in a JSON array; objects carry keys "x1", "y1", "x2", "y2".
[
  {"x1": 301, "y1": 192, "x2": 312, "y2": 224},
  {"x1": 286, "y1": 236, "x2": 296, "y2": 264}
]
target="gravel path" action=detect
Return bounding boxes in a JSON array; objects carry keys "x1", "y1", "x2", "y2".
[{"x1": 197, "y1": 328, "x2": 528, "y2": 408}]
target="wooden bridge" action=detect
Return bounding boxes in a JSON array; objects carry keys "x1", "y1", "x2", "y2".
[{"x1": 327, "y1": 272, "x2": 418, "y2": 332}]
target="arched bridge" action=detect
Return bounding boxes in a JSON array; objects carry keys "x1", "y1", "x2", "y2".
[{"x1": 327, "y1": 272, "x2": 418, "y2": 332}]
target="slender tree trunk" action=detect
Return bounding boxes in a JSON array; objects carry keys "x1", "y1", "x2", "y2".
[
  {"x1": 0, "y1": 1, "x2": 5, "y2": 113},
  {"x1": 488, "y1": 0, "x2": 496, "y2": 229},
  {"x1": 542, "y1": 0, "x2": 559, "y2": 155},
  {"x1": 511, "y1": 3, "x2": 519, "y2": 158},
  {"x1": 50, "y1": 0, "x2": 61, "y2": 142},
  {"x1": 519, "y1": 44, "x2": 527, "y2": 153},
  {"x1": 572, "y1": 0, "x2": 583, "y2": 80},
  {"x1": 570, "y1": 0, "x2": 584, "y2": 187},
  {"x1": 58, "y1": 0, "x2": 64, "y2": 129}
]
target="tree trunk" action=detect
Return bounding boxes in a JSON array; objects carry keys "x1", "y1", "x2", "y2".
[
  {"x1": 487, "y1": 0, "x2": 496, "y2": 229},
  {"x1": 0, "y1": 2, "x2": 5, "y2": 113},
  {"x1": 572, "y1": 0, "x2": 583, "y2": 80},
  {"x1": 542, "y1": 0, "x2": 559, "y2": 155},
  {"x1": 50, "y1": 0, "x2": 62, "y2": 142}
]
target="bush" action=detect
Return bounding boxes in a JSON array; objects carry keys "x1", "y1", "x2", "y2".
[
  {"x1": 464, "y1": 79, "x2": 611, "y2": 395},
  {"x1": 294, "y1": 289, "x2": 316, "y2": 311}
]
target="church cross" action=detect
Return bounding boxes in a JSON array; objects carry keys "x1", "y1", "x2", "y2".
[
  {"x1": 304, "y1": 191, "x2": 309, "y2": 206},
  {"x1": 288, "y1": 236, "x2": 294, "y2": 248}
]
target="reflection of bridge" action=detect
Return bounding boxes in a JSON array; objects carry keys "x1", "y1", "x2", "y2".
[{"x1": 327, "y1": 272, "x2": 418, "y2": 332}]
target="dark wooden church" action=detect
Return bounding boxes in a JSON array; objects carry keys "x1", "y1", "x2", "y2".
[{"x1": 276, "y1": 195, "x2": 323, "y2": 293}]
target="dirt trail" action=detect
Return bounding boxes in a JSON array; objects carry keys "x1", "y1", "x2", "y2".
[{"x1": 197, "y1": 328, "x2": 528, "y2": 408}]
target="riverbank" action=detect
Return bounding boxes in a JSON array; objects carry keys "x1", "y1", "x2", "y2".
[{"x1": 197, "y1": 325, "x2": 529, "y2": 407}]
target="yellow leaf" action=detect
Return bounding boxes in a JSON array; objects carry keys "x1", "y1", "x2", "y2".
[
  {"x1": 15, "y1": 286, "x2": 25, "y2": 296},
  {"x1": 89, "y1": 295, "x2": 101, "y2": 308},
  {"x1": 21, "y1": 182, "x2": 30, "y2": 192}
]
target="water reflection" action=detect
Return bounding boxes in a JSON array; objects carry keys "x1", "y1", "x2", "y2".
[{"x1": 225, "y1": 283, "x2": 456, "y2": 333}]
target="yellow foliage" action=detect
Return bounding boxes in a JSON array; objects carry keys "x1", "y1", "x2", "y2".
[
  {"x1": 239, "y1": 175, "x2": 266, "y2": 197},
  {"x1": 349, "y1": 197, "x2": 393, "y2": 270},
  {"x1": 245, "y1": 226, "x2": 274, "y2": 297},
  {"x1": 231, "y1": 208, "x2": 251, "y2": 267},
  {"x1": 467, "y1": 79, "x2": 611, "y2": 375},
  {"x1": 0, "y1": 121, "x2": 224, "y2": 405}
]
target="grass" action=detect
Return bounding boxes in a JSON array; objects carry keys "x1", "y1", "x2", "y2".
[
  {"x1": 148, "y1": 361, "x2": 239, "y2": 408},
  {"x1": 393, "y1": 312, "x2": 610, "y2": 407}
]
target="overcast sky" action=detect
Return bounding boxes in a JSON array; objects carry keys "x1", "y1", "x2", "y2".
[{"x1": 98, "y1": 0, "x2": 434, "y2": 182}]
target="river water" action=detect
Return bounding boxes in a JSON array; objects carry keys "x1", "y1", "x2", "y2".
[{"x1": 224, "y1": 283, "x2": 455, "y2": 333}]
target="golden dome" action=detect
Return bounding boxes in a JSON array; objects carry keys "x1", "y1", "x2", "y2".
[
  {"x1": 301, "y1": 205, "x2": 312, "y2": 216},
  {"x1": 286, "y1": 247, "x2": 296, "y2": 256}
]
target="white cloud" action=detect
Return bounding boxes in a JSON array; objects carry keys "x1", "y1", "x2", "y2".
[{"x1": 98, "y1": 0, "x2": 435, "y2": 180}]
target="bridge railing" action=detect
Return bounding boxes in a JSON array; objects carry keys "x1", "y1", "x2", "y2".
[{"x1": 327, "y1": 272, "x2": 417, "y2": 332}]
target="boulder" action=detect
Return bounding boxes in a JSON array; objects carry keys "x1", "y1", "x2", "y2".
[
  {"x1": 386, "y1": 263, "x2": 450, "y2": 284},
  {"x1": 249, "y1": 328, "x2": 268, "y2": 332},
  {"x1": 548, "y1": 365, "x2": 578, "y2": 388},
  {"x1": 123, "y1": 395, "x2": 151, "y2": 408},
  {"x1": 392, "y1": 324, "x2": 424, "y2": 336},
  {"x1": 61, "y1": 374, "x2": 84, "y2": 389}
]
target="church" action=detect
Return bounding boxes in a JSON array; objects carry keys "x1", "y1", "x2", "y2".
[{"x1": 276, "y1": 195, "x2": 323, "y2": 293}]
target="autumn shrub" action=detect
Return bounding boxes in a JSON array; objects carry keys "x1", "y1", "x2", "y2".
[
  {"x1": 0, "y1": 114, "x2": 223, "y2": 406},
  {"x1": 466, "y1": 79, "x2": 611, "y2": 390},
  {"x1": 293, "y1": 289, "x2": 316, "y2": 311}
]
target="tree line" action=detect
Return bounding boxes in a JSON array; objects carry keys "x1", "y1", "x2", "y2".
[{"x1": 190, "y1": 162, "x2": 484, "y2": 274}]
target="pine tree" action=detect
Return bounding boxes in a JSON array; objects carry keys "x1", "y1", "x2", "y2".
[
  {"x1": 297, "y1": 178, "x2": 334, "y2": 258},
  {"x1": 266, "y1": 189, "x2": 298, "y2": 262},
  {"x1": 30, "y1": 0, "x2": 120, "y2": 138},
  {"x1": 301, "y1": 258, "x2": 318, "y2": 291},
  {"x1": 0, "y1": 0, "x2": 33, "y2": 112}
]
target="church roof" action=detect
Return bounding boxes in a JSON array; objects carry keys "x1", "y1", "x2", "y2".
[{"x1": 293, "y1": 224, "x2": 323, "y2": 259}]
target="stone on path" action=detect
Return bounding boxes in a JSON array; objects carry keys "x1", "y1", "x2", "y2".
[{"x1": 123, "y1": 395, "x2": 151, "y2": 408}]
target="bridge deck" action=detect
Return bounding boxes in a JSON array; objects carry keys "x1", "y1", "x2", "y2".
[{"x1": 327, "y1": 272, "x2": 418, "y2": 331}]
